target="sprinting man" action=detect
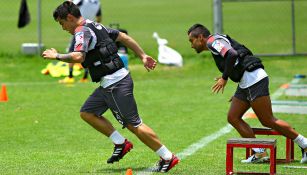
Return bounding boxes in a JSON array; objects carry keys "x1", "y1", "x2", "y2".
[
  {"x1": 187, "y1": 23, "x2": 307, "y2": 164},
  {"x1": 59, "y1": 0, "x2": 102, "y2": 84},
  {"x1": 42, "y1": 1, "x2": 179, "y2": 172}
]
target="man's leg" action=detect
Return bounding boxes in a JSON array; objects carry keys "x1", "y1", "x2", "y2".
[
  {"x1": 250, "y1": 96, "x2": 298, "y2": 139},
  {"x1": 59, "y1": 63, "x2": 75, "y2": 83},
  {"x1": 79, "y1": 68, "x2": 89, "y2": 83},
  {"x1": 126, "y1": 123, "x2": 162, "y2": 151},
  {"x1": 80, "y1": 111, "x2": 133, "y2": 163},
  {"x1": 80, "y1": 112, "x2": 115, "y2": 136},
  {"x1": 227, "y1": 97, "x2": 254, "y2": 138},
  {"x1": 251, "y1": 95, "x2": 307, "y2": 163},
  {"x1": 126, "y1": 123, "x2": 179, "y2": 172},
  {"x1": 229, "y1": 97, "x2": 270, "y2": 163}
]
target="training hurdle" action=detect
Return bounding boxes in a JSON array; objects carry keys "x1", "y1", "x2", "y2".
[
  {"x1": 226, "y1": 138, "x2": 276, "y2": 175},
  {"x1": 245, "y1": 127, "x2": 294, "y2": 163}
]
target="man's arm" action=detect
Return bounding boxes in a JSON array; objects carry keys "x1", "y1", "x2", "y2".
[
  {"x1": 222, "y1": 48, "x2": 238, "y2": 80},
  {"x1": 116, "y1": 32, "x2": 156, "y2": 71},
  {"x1": 42, "y1": 48, "x2": 85, "y2": 63}
]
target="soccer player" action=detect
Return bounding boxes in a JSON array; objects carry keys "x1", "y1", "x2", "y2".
[
  {"x1": 42, "y1": 1, "x2": 179, "y2": 172},
  {"x1": 59, "y1": 0, "x2": 102, "y2": 84},
  {"x1": 187, "y1": 23, "x2": 307, "y2": 164}
]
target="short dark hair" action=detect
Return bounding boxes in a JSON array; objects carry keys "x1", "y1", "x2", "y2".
[
  {"x1": 53, "y1": 1, "x2": 81, "y2": 21},
  {"x1": 188, "y1": 24, "x2": 211, "y2": 38}
]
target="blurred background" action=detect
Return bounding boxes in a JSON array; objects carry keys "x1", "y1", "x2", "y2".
[{"x1": 1, "y1": 0, "x2": 306, "y2": 57}]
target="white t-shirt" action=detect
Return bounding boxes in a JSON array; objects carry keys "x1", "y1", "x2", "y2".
[
  {"x1": 100, "y1": 68, "x2": 129, "y2": 88},
  {"x1": 239, "y1": 68, "x2": 268, "y2": 88},
  {"x1": 73, "y1": 0, "x2": 101, "y2": 21}
]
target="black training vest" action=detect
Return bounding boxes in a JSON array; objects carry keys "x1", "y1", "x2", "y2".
[
  {"x1": 81, "y1": 22, "x2": 124, "y2": 82},
  {"x1": 210, "y1": 34, "x2": 264, "y2": 82}
]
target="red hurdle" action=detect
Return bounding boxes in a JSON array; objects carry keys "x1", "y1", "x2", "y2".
[
  {"x1": 226, "y1": 138, "x2": 277, "y2": 175},
  {"x1": 245, "y1": 127, "x2": 294, "y2": 163}
]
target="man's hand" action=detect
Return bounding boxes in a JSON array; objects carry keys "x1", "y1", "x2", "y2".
[
  {"x1": 42, "y1": 48, "x2": 58, "y2": 60},
  {"x1": 211, "y1": 77, "x2": 228, "y2": 94},
  {"x1": 142, "y1": 55, "x2": 157, "y2": 71}
]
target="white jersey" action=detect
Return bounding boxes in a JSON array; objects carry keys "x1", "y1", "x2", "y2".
[{"x1": 73, "y1": 0, "x2": 101, "y2": 21}]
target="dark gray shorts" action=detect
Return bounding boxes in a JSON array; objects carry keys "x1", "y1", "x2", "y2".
[
  {"x1": 234, "y1": 77, "x2": 270, "y2": 102},
  {"x1": 80, "y1": 74, "x2": 142, "y2": 127}
]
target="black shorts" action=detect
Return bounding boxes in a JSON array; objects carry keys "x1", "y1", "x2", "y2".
[
  {"x1": 234, "y1": 77, "x2": 270, "y2": 102},
  {"x1": 80, "y1": 74, "x2": 142, "y2": 127}
]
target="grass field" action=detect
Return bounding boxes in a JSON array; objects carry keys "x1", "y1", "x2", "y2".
[
  {"x1": 1, "y1": 55, "x2": 307, "y2": 175},
  {"x1": 1, "y1": 0, "x2": 307, "y2": 175}
]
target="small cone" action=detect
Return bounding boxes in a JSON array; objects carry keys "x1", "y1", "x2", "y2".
[
  {"x1": 0, "y1": 84, "x2": 8, "y2": 102},
  {"x1": 126, "y1": 168, "x2": 133, "y2": 175},
  {"x1": 244, "y1": 112, "x2": 257, "y2": 119}
]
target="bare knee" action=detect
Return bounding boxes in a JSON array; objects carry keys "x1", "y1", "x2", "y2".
[
  {"x1": 80, "y1": 112, "x2": 92, "y2": 121},
  {"x1": 126, "y1": 124, "x2": 139, "y2": 134},
  {"x1": 259, "y1": 117, "x2": 277, "y2": 128},
  {"x1": 227, "y1": 113, "x2": 241, "y2": 126}
]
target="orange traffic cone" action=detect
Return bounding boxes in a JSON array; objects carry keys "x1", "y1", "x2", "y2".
[
  {"x1": 0, "y1": 84, "x2": 8, "y2": 102},
  {"x1": 126, "y1": 168, "x2": 133, "y2": 175}
]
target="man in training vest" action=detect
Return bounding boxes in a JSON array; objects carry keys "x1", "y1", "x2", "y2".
[
  {"x1": 187, "y1": 23, "x2": 307, "y2": 164},
  {"x1": 42, "y1": 1, "x2": 179, "y2": 172},
  {"x1": 59, "y1": 0, "x2": 102, "y2": 83}
]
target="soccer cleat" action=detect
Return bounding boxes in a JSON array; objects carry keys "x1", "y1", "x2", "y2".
[
  {"x1": 241, "y1": 152, "x2": 269, "y2": 163},
  {"x1": 58, "y1": 77, "x2": 75, "y2": 84},
  {"x1": 107, "y1": 139, "x2": 133, "y2": 164},
  {"x1": 153, "y1": 155, "x2": 179, "y2": 173},
  {"x1": 79, "y1": 78, "x2": 89, "y2": 83},
  {"x1": 300, "y1": 147, "x2": 307, "y2": 164}
]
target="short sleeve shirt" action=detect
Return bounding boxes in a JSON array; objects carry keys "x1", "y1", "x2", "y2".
[
  {"x1": 72, "y1": 19, "x2": 119, "y2": 53},
  {"x1": 206, "y1": 34, "x2": 232, "y2": 57}
]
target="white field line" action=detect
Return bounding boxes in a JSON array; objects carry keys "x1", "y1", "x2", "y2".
[
  {"x1": 136, "y1": 124, "x2": 234, "y2": 175},
  {"x1": 282, "y1": 166, "x2": 307, "y2": 169}
]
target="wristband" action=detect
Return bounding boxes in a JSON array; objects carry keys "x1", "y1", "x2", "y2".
[{"x1": 56, "y1": 54, "x2": 60, "y2": 60}]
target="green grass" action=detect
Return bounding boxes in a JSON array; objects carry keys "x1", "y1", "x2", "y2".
[
  {"x1": 1, "y1": 0, "x2": 307, "y2": 174},
  {"x1": 1, "y1": 55, "x2": 307, "y2": 175}
]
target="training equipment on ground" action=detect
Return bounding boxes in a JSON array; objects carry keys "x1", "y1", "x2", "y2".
[
  {"x1": 245, "y1": 127, "x2": 294, "y2": 163},
  {"x1": 0, "y1": 84, "x2": 8, "y2": 102},
  {"x1": 41, "y1": 61, "x2": 82, "y2": 78},
  {"x1": 226, "y1": 138, "x2": 277, "y2": 175},
  {"x1": 153, "y1": 32, "x2": 183, "y2": 67}
]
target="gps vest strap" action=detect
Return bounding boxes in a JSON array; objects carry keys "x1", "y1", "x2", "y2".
[
  {"x1": 211, "y1": 34, "x2": 264, "y2": 82},
  {"x1": 81, "y1": 22, "x2": 124, "y2": 82}
]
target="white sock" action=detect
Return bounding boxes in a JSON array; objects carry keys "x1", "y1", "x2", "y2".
[
  {"x1": 109, "y1": 131, "x2": 125, "y2": 144},
  {"x1": 294, "y1": 134, "x2": 307, "y2": 148},
  {"x1": 155, "y1": 145, "x2": 173, "y2": 160},
  {"x1": 252, "y1": 148, "x2": 265, "y2": 153}
]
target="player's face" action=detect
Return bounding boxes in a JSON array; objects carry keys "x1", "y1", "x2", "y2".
[
  {"x1": 57, "y1": 17, "x2": 76, "y2": 35},
  {"x1": 188, "y1": 33, "x2": 207, "y2": 53}
]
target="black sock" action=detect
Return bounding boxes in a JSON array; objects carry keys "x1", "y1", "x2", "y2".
[
  {"x1": 83, "y1": 69, "x2": 88, "y2": 79},
  {"x1": 69, "y1": 67, "x2": 73, "y2": 78}
]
